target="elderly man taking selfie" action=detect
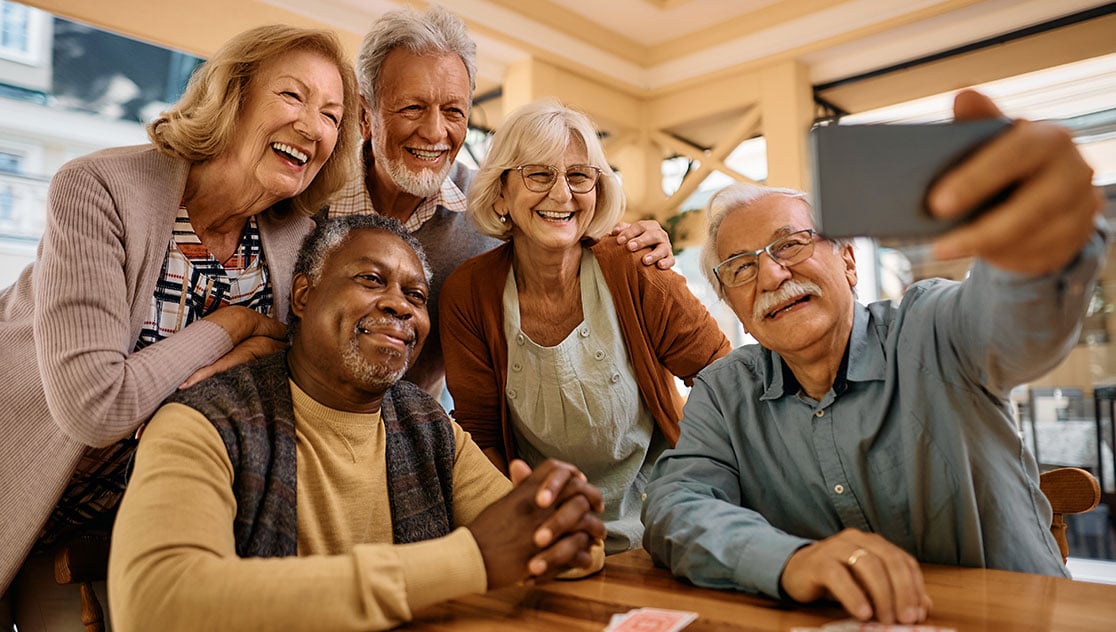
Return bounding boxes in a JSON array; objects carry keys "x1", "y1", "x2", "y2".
[{"x1": 643, "y1": 90, "x2": 1105, "y2": 626}]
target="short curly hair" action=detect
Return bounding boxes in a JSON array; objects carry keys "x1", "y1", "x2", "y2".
[
  {"x1": 467, "y1": 99, "x2": 625, "y2": 241},
  {"x1": 148, "y1": 24, "x2": 360, "y2": 217},
  {"x1": 288, "y1": 215, "x2": 431, "y2": 340}
]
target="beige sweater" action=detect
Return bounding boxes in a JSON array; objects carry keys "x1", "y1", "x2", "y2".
[
  {"x1": 108, "y1": 381, "x2": 513, "y2": 631},
  {"x1": 0, "y1": 145, "x2": 313, "y2": 591}
]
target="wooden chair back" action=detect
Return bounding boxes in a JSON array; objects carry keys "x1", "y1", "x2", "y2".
[
  {"x1": 1039, "y1": 466, "x2": 1101, "y2": 564},
  {"x1": 53, "y1": 534, "x2": 109, "y2": 632}
]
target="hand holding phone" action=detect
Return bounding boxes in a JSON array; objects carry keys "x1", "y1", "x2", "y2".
[{"x1": 810, "y1": 119, "x2": 1012, "y2": 240}]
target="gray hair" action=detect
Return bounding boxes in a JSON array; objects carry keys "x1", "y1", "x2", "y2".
[
  {"x1": 467, "y1": 98, "x2": 625, "y2": 241},
  {"x1": 289, "y1": 215, "x2": 431, "y2": 339},
  {"x1": 356, "y1": 5, "x2": 477, "y2": 108},
  {"x1": 700, "y1": 182, "x2": 813, "y2": 299}
]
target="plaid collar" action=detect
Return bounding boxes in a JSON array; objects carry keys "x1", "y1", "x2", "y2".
[{"x1": 328, "y1": 143, "x2": 466, "y2": 232}]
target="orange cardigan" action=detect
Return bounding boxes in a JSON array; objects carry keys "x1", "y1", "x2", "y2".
[{"x1": 440, "y1": 239, "x2": 731, "y2": 463}]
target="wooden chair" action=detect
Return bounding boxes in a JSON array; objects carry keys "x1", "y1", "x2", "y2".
[
  {"x1": 53, "y1": 534, "x2": 110, "y2": 632},
  {"x1": 1039, "y1": 466, "x2": 1102, "y2": 564}
]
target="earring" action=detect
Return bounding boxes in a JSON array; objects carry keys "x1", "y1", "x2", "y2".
[{"x1": 499, "y1": 214, "x2": 508, "y2": 224}]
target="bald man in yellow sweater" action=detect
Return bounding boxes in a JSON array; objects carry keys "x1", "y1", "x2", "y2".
[{"x1": 108, "y1": 215, "x2": 605, "y2": 631}]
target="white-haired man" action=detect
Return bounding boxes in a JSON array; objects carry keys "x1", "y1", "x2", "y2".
[{"x1": 643, "y1": 90, "x2": 1106, "y2": 625}]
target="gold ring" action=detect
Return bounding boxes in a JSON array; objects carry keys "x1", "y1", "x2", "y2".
[{"x1": 846, "y1": 548, "x2": 869, "y2": 567}]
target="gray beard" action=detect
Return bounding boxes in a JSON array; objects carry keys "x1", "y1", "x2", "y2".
[
  {"x1": 381, "y1": 152, "x2": 450, "y2": 199},
  {"x1": 340, "y1": 337, "x2": 409, "y2": 393}
]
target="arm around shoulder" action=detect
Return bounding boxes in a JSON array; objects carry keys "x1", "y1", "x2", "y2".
[{"x1": 35, "y1": 162, "x2": 233, "y2": 446}]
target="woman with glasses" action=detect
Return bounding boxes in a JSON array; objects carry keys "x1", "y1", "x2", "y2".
[{"x1": 440, "y1": 99, "x2": 730, "y2": 554}]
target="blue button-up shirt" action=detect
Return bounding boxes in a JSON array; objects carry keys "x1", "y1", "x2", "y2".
[{"x1": 643, "y1": 229, "x2": 1106, "y2": 599}]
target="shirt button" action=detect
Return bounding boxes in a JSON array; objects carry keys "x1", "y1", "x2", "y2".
[
  {"x1": 610, "y1": 374, "x2": 620, "y2": 384},
  {"x1": 512, "y1": 362, "x2": 522, "y2": 372},
  {"x1": 815, "y1": 410, "x2": 825, "y2": 418},
  {"x1": 594, "y1": 350, "x2": 605, "y2": 360},
  {"x1": 834, "y1": 484, "x2": 845, "y2": 494},
  {"x1": 516, "y1": 333, "x2": 525, "y2": 345},
  {"x1": 507, "y1": 388, "x2": 517, "y2": 400},
  {"x1": 579, "y1": 326, "x2": 590, "y2": 338}
]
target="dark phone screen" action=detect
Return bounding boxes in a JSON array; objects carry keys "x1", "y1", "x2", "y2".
[{"x1": 810, "y1": 119, "x2": 1012, "y2": 240}]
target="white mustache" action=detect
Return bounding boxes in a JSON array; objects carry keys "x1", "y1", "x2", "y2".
[{"x1": 753, "y1": 279, "x2": 823, "y2": 321}]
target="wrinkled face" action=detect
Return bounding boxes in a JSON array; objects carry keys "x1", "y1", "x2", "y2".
[
  {"x1": 367, "y1": 49, "x2": 470, "y2": 198},
  {"x1": 716, "y1": 196, "x2": 858, "y2": 358},
  {"x1": 225, "y1": 49, "x2": 344, "y2": 205},
  {"x1": 499, "y1": 136, "x2": 598, "y2": 254},
  {"x1": 292, "y1": 229, "x2": 430, "y2": 397}
]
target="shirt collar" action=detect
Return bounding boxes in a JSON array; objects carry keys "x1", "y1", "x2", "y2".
[
  {"x1": 326, "y1": 141, "x2": 467, "y2": 231},
  {"x1": 759, "y1": 301, "x2": 884, "y2": 400}
]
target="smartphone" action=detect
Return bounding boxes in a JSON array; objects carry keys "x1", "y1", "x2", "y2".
[{"x1": 810, "y1": 119, "x2": 1012, "y2": 240}]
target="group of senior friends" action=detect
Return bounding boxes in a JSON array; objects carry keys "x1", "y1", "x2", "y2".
[{"x1": 0, "y1": 4, "x2": 1105, "y2": 632}]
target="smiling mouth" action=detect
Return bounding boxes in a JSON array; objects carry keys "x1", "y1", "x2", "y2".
[
  {"x1": 536, "y1": 210, "x2": 574, "y2": 221},
  {"x1": 357, "y1": 324, "x2": 414, "y2": 347},
  {"x1": 272, "y1": 142, "x2": 308, "y2": 166},
  {"x1": 406, "y1": 147, "x2": 445, "y2": 162},
  {"x1": 765, "y1": 295, "x2": 811, "y2": 319}
]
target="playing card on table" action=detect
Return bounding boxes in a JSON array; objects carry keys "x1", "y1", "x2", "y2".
[
  {"x1": 790, "y1": 619, "x2": 956, "y2": 632},
  {"x1": 604, "y1": 607, "x2": 699, "y2": 632}
]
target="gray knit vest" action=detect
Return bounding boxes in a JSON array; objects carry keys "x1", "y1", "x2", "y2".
[{"x1": 168, "y1": 352, "x2": 456, "y2": 557}]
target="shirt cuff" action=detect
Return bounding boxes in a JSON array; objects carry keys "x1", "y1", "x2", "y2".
[
  {"x1": 396, "y1": 526, "x2": 488, "y2": 612},
  {"x1": 738, "y1": 532, "x2": 813, "y2": 599}
]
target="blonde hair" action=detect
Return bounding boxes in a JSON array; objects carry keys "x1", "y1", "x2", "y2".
[
  {"x1": 468, "y1": 98, "x2": 624, "y2": 240},
  {"x1": 148, "y1": 24, "x2": 360, "y2": 216}
]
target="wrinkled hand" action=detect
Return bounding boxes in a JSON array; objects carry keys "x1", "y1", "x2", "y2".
[
  {"x1": 780, "y1": 529, "x2": 931, "y2": 625},
  {"x1": 468, "y1": 458, "x2": 605, "y2": 589},
  {"x1": 928, "y1": 89, "x2": 1102, "y2": 276},
  {"x1": 612, "y1": 220, "x2": 675, "y2": 269},
  {"x1": 180, "y1": 335, "x2": 287, "y2": 389},
  {"x1": 203, "y1": 305, "x2": 288, "y2": 345}
]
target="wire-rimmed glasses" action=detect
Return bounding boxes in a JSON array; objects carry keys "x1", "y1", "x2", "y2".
[
  {"x1": 513, "y1": 164, "x2": 601, "y2": 194},
  {"x1": 713, "y1": 229, "x2": 818, "y2": 288}
]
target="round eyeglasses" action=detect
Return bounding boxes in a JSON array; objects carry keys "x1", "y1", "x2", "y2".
[
  {"x1": 713, "y1": 229, "x2": 818, "y2": 288},
  {"x1": 513, "y1": 164, "x2": 601, "y2": 194}
]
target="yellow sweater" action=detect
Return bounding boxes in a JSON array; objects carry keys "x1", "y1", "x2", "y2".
[{"x1": 108, "y1": 380, "x2": 513, "y2": 631}]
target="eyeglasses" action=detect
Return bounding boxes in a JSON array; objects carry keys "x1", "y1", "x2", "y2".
[
  {"x1": 513, "y1": 164, "x2": 601, "y2": 194},
  {"x1": 713, "y1": 229, "x2": 818, "y2": 288}
]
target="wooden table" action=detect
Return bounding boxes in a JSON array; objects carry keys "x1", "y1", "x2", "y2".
[{"x1": 406, "y1": 549, "x2": 1116, "y2": 631}]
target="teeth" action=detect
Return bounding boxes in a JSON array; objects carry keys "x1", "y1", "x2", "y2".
[
  {"x1": 272, "y1": 142, "x2": 308, "y2": 165},
  {"x1": 537, "y1": 210, "x2": 573, "y2": 220},
  {"x1": 408, "y1": 148, "x2": 443, "y2": 161}
]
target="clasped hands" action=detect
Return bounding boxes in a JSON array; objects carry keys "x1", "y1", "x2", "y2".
[{"x1": 467, "y1": 458, "x2": 606, "y2": 589}]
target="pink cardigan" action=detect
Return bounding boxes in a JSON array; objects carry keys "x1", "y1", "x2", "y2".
[
  {"x1": 440, "y1": 239, "x2": 731, "y2": 463},
  {"x1": 0, "y1": 144, "x2": 313, "y2": 591}
]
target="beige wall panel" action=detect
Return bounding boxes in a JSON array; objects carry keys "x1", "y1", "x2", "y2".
[
  {"x1": 498, "y1": 57, "x2": 642, "y2": 135},
  {"x1": 23, "y1": 0, "x2": 362, "y2": 59},
  {"x1": 647, "y1": 70, "x2": 762, "y2": 132},
  {"x1": 760, "y1": 60, "x2": 814, "y2": 190}
]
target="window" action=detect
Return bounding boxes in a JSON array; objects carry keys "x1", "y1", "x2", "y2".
[
  {"x1": 0, "y1": 150, "x2": 23, "y2": 223},
  {"x1": 0, "y1": 0, "x2": 42, "y2": 64}
]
